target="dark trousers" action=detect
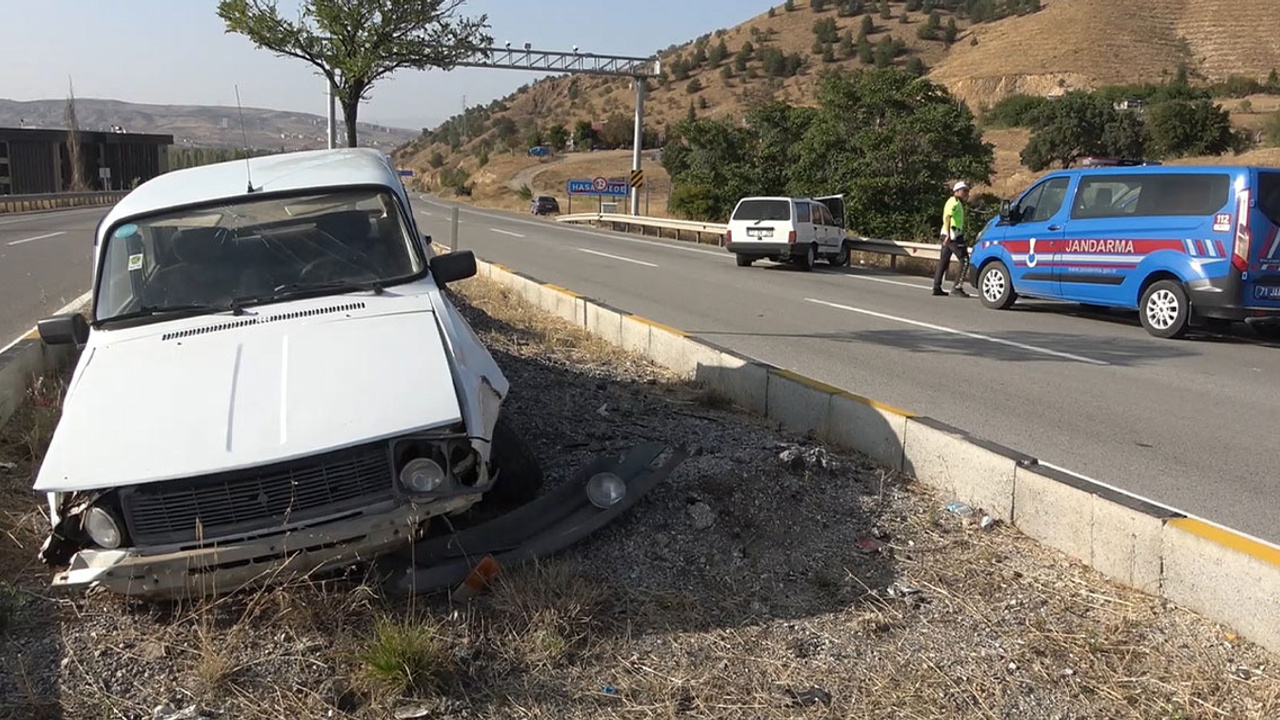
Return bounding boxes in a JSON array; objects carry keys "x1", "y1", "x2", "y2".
[{"x1": 933, "y1": 237, "x2": 969, "y2": 291}]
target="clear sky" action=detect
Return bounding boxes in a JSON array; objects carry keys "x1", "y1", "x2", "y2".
[{"x1": 1, "y1": 0, "x2": 760, "y2": 131}]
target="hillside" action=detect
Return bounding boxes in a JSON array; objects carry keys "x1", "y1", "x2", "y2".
[
  {"x1": 399, "y1": 0, "x2": 1280, "y2": 207},
  {"x1": 0, "y1": 98, "x2": 416, "y2": 151}
]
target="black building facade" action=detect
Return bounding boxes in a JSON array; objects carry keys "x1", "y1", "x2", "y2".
[{"x1": 0, "y1": 127, "x2": 173, "y2": 195}]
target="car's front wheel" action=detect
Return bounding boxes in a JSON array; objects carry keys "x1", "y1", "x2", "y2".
[
  {"x1": 978, "y1": 261, "x2": 1017, "y2": 310},
  {"x1": 736, "y1": 254, "x2": 754, "y2": 267},
  {"x1": 487, "y1": 417, "x2": 544, "y2": 506},
  {"x1": 1140, "y1": 280, "x2": 1190, "y2": 339}
]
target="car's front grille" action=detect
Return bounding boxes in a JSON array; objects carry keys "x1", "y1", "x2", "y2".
[{"x1": 119, "y1": 442, "x2": 396, "y2": 547}]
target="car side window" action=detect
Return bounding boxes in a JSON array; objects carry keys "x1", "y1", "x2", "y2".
[
  {"x1": 1025, "y1": 177, "x2": 1071, "y2": 223},
  {"x1": 796, "y1": 202, "x2": 812, "y2": 224},
  {"x1": 1014, "y1": 182, "x2": 1048, "y2": 223},
  {"x1": 815, "y1": 204, "x2": 830, "y2": 226}
]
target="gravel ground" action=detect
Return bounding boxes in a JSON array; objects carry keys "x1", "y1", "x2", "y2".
[{"x1": 0, "y1": 278, "x2": 1277, "y2": 719}]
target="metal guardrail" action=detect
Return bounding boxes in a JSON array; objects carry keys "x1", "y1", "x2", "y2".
[
  {"x1": 0, "y1": 191, "x2": 128, "y2": 215},
  {"x1": 556, "y1": 212, "x2": 955, "y2": 263}
]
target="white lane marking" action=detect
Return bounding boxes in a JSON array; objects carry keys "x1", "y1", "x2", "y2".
[
  {"x1": 7, "y1": 231, "x2": 67, "y2": 246},
  {"x1": 577, "y1": 248, "x2": 658, "y2": 268},
  {"x1": 420, "y1": 211, "x2": 433, "y2": 216},
  {"x1": 815, "y1": 269, "x2": 933, "y2": 289},
  {"x1": 804, "y1": 297, "x2": 1109, "y2": 366},
  {"x1": 491, "y1": 228, "x2": 525, "y2": 238}
]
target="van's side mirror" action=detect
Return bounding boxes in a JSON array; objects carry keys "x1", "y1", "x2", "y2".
[
  {"x1": 999, "y1": 200, "x2": 1013, "y2": 223},
  {"x1": 38, "y1": 313, "x2": 89, "y2": 347},
  {"x1": 430, "y1": 250, "x2": 477, "y2": 285}
]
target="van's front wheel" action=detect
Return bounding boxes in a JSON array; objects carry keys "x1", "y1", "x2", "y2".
[
  {"x1": 828, "y1": 243, "x2": 850, "y2": 267},
  {"x1": 1140, "y1": 280, "x2": 1190, "y2": 339},
  {"x1": 978, "y1": 261, "x2": 1017, "y2": 310}
]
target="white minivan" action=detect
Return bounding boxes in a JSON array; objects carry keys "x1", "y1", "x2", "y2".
[{"x1": 724, "y1": 195, "x2": 849, "y2": 271}]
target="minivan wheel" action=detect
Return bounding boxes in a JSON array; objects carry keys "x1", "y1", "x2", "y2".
[
  {"x1": 736, "y1": 253, "x2": 754, "y2": 267},
  {"x1": 978, "y1": 261, "x2": 1017, "y2": 310},
  {"x1": 828, "y1": 243, "x2": 850, "y2": 267},
  {"x1": 1140, "y1": 280, "x2": 1190, "y2": 339},
  {"x1": 796, "y1": 244, "x2": 816, "y2": 271}
]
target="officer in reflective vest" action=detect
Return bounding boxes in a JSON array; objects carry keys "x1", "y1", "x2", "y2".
[{"x1": 933, "y1": 181, "x2": 971, "y2": 297}]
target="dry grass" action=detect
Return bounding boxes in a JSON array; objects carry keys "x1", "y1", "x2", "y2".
[
  {"x1": 0, "y1": 373, "x2": 67, "y2": 583},
  {"x1": 1, "y1": 276, "x2": 1279, "y2": 718}
]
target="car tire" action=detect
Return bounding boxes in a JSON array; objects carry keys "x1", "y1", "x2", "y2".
[
  {"x1": 978, "y1": 261, "x2": 1017, "y2": 310},
  {"x1": 828, "y1": 243, "x2": 850, "y2": 267},
  {"x1": 736, "y1": 254, "x2": 754, "y2": 267},
  {"x1": 1139, "y1": 280, "x2": 1190, "y2": 339},
  {"x1": 795, "y1": 244, "x2": 816, "y2": 272},
  {"x1": 487, "y1": 417, "x2": 544, "y2": 506}
]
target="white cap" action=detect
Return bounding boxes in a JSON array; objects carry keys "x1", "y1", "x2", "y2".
[{"x1": 953, "y1": 181, "x2": 969, "y2": 192}]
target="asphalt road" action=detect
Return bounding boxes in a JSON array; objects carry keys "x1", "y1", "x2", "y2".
[
  {"x1": 7, "y1": 200, "x2": 1279, "y2": 543},
  {"x1": 411, "y1": 196, "x2": 1280, "y2": 544},
  {"x1": 0, "y1": 207, "x2": 103, "y2": 345}
]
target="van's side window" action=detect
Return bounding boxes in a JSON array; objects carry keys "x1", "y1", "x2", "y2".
[
  {"x1": 1259, "y1": 171, "x2": 1280, "y2": 226},
  {"x1": 1019, "y1": 177, "x2": 1071, "y2": 223},
  {"x1": 796, "y1": 202, "x2": 812, "y2": 224},
  {"x1": 1072, "y1": 174, "x2": 1231, "y2": 219}
]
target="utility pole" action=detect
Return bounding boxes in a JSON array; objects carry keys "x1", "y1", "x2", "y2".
[
  {"x1": 630, "y1": 78, "x2": 646, "y2": 216},
  {"x1": 327, "y1": 80, "x2": 337, "y2": 149}
]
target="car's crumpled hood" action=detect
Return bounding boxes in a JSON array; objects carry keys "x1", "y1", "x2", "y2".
[{"x1": 35, "y1": 295, "x2": 463, "y2": 492}]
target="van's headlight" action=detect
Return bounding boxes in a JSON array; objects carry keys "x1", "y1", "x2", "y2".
[
  {"x1": 586, "y1": 472, "x2": 626, "y2": 508},
  {"x1": 400, "y1": 458, "x2": 446, "y2": 493},
  {"x1": 84, "y1": 507, "x2": 123, "y2": 549}
]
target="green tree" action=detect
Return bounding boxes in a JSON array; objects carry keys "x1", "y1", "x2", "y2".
[
  {"x1": 785, "y1": 0, "x2": 795, "y2": 10},
  {"x1": 839, "y1": 30, "x2": 856, "y2": 58},
  {"x1": 984, "y1": 93, "x2": 1049, "y2": 128},
  {"x1": 721, "y1": 64, "x2": 734, "y2": 81},
  {"x1": 1147, "y1": 100, "x2": 1237, "y2": 158},
  {"x1": 687, "y1": 77, "x2": 704, "y2": 94},
  {"x1": 692, "y1": 44, "x2": 708, "y2": 67},
  {"x1": 823, "y1": 45, "x2": 837, "y2": 63},
  {"x1": 1102, "y1": 111, "x2": 1150, "y2": 161},
  {"x1": 905, "y1": 56, "x2": 925, "y2": 76},
  {"x1": 813, "y1": 17, "x2": 839, "y2": 43},
  {"x1": 858, "y1": 35, "x2": 874, "y2": 64},
  {"x1": 906, "y1": 0, "x2": 922, "y2": 10},
  {"x1": 874, "y1": 35, "x2": 895, "y2": 67},
  {"x1": 709, "y1": 39, "x2": 729, "y2": 66},
  {"x1": 573, "y1": 119, "x2": 595, "y2": 149},
  {"x1": 734, "y1": 52, "x2": 749, "y2": 72},
  {"x1": 880, "y1": 0, "x2": 891, "y2": 19},
  {"x1": 428, "y1": 151, "x2": 445, "y2": 168},
  {"x1": 813, "y1": 0, "x2": 828, "y2": 10},
  {"x1": 687, "y1": 101, "x2": 697, "y2": 123},
  {"x1": 1020, "y1": 92, "x2": 1122, "y2": 170},
  {"x1": 546, "y1": 123, "x2": 569, "y2": 151},
  {"x1": 522, "y1": 123, "x2": 543, "y2": 150},
  {"x1": 217, "y1": 0, "x2": 490, "y2": 148},
  {"x1": 944, "y1": 17, "x2": 957, "y2": 44},
  {"x1": 860, "y1": 14, "x2": 874, "y2": 38},
  {"x1": 1268, "y1": 69, "x2": 1280, "y2": 92},
  {"x1": 1263, "y1": 111, "x2": 1280, "y2": 147}
]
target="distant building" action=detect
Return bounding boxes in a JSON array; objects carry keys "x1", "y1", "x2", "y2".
[{"x1": 0, "y1": 127, "x2": 173, "y2": 195}]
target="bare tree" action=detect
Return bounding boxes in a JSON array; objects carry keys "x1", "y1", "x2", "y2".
[
  {"x1": 218, "y1": 0, "x2": 491, "y2": 148},
  {"x1": 65, "y1": 77, "x2": 88, "y2": 192}
]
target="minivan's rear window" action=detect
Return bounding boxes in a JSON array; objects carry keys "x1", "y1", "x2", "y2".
[
  {"x1": 733, "y1": 200, "x2": 790, "y2": 221},
  {"x1": 1259, "y1": 171, "x2": 1280, "y2": 227},
  {"x1": 1071, "y1": 173, "x2": 1231, "y2": 219}
]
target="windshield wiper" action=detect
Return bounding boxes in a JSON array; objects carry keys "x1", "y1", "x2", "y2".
[
  {"x1": 271, "y1": 279, "x2": 385, "y2": 297},
  {"x1": 99, "y1": 302, "x2": 236, "y2": 325}
]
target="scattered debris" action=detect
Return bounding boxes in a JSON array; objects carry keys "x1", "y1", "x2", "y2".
[
  {"x1": 601, "y1": 685, "x2": 620, "y2": 697},
  {"x1": 393, "y1": 704, "x2": 434, "y2": 720},
  {"x1": 785, "y1": 686, "x2": 833, "y2": 707},
  {"x1": 451, "y1": 555, "x2": 501, "y2": 602},
  {"x1": 980, "y1": 515, "x2": 995, "y2": 531},
  {"x1": 778, "y1": 444, "x2": 836, "y2": 473},
  {"x1": 945, "y1": 501, "x2": 975, "y2": 518},
  {"x1": 854, "y1": 537, "x2": 887, "y2": 554},
  {"x1": 886, "y1": 582, "x2": 922, "y2": 598},
  {"x1": 150, "y1": 704, "x2": 208, "y2": 720},
  {"x1": 596, "y1": 403, "x2": 610, "y2": 417},
  {"x1": 688, "y1": 501, "x2": 716, "y2": 531},
  {"x1": 0, "y1": 461, "x2": 15, "y2": 472}
]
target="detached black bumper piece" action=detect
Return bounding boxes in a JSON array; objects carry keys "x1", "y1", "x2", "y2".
[{"x1": 390, "y1": 442, "x2": 687, "y2": 596}]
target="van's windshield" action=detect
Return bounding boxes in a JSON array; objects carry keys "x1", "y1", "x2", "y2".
[
  {"x1": 95, "y1": 189, "x2": 424, "y2": 323},
  {"x1": 733, "y1": 200, "x2": 791, "y2": 222}
]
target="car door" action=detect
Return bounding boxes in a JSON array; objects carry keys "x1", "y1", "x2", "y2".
[
  {"x1": 814, "y1": 203, "x2": 837, "y2": 252},
  {"x1": 1003, "y1": 176, "x2": 1072, "y2": 300},
  {"x1": 795, "y1": 201, "x2": 817, "y2": 246}
]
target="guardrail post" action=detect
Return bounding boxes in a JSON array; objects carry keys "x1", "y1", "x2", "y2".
[
  {"x1": 450, "y1": 206, "x2": 460, "y2": 250},
  {"x1": 890, "y1": 256, "x2": 897, "y2": 271}
]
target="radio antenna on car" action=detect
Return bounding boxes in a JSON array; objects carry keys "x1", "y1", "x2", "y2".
[{"x1": 234, "y1": 85, "x2": 256, "y2": 193}]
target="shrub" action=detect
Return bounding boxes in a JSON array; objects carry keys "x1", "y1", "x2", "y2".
[
  {"x1": 1147, "y1": 99, "x2": 1237, "y2": 158},
  {"x1": 984, "y1": 93, "x2": 1050, "y2": 128},
  {"x1": 428, "y1": 151, "x2": 445, "y2": 169},
  {"x1": 1264, "y1": 112, "x2": 1280, "y2": 147},
  {"x1": 360, "y1": 616, "x2": 451, "y2": 695},
  {"x1": 687, "y1": 78, "x2": 704, "y2": 94}
]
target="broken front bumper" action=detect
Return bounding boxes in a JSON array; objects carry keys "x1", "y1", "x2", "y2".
[{"x1": 53, "y1": 495, "x2": 481, "y2": 598}]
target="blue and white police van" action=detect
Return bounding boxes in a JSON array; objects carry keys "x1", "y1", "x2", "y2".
[{"x1": 968, "y1": 165, "x2": 1280, "y2": 339}]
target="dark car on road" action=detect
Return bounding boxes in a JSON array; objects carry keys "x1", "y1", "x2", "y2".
[{"x1": 530, "y1": 196, "x2": 560, "y2": 216}]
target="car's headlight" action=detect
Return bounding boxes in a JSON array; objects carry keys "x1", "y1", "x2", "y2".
[
  {"x1": 84, "y1": 507, "x2": 123, "y2": 549},
  {"x1": 586, "y1": 472, "x2": 626, "y2": 509},
  {"x1": 400, "y1": 458, "x2": 446, "y2": 493}
]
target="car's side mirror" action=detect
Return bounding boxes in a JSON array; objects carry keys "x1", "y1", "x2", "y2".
[
  {"x1": 999, "y1": 200, "x2": 1013, "y2": 223},
  {"x1": 430, "y1": 250, "x2": 477, "y2": 285},
  {"x1": 38, "y1": 313, "x2": 89, "y2": 347}
]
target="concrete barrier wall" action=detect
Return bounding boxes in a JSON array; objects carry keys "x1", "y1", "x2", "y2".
[
  {"x1": 452, "y1": 245, "x2": 1280, "y2": 656},
  {"x1": 0, "y1": 191, "x2": 127, "y2": 215},
  {"x1": 0, "y1": 293, "x2": 91, "y2": 431}
]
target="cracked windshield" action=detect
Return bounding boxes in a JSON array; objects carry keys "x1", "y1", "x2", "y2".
[{"x1": 5, "y1": 0, "x2": 1280, "y2": 718}]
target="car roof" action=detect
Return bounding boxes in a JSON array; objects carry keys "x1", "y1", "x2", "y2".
[
  {"x1": 1049, "y1": 165, "x2": 1256, "y2": 178},
  {"x1": 99, "y1": 148, "x2": 401, "y2": 235}
]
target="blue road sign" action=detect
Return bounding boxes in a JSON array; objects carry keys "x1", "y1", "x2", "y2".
[
  {"x1": 568, "y1": 178, "x2": 629, "y2": 197},
  {"x1": 398, "y1": 169, "x2": 414, "y2": 177}
]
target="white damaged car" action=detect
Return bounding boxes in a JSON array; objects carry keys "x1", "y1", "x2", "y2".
[{"x1": 34, "y1": 148, "x2": 541, "y2": 597}]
